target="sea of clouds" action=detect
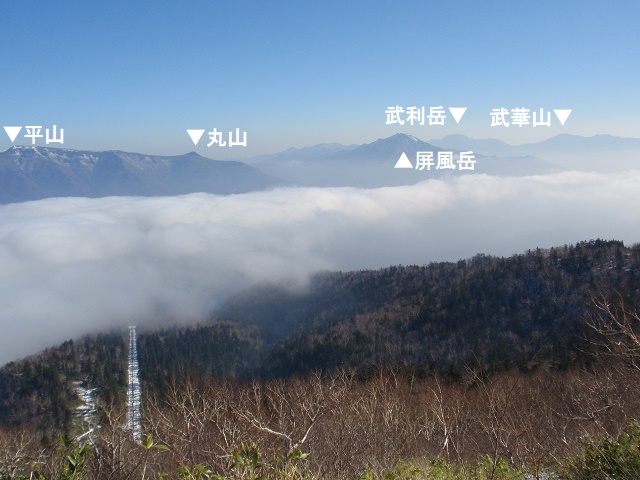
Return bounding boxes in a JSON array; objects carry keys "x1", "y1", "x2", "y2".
[{"x1": 1, "y1": 171, "x2": 640, "y2": 364}]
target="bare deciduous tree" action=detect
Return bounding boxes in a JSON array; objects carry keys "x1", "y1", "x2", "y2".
[{"x1": 586, "y1": 292, "x2": 640, "y2": 369}]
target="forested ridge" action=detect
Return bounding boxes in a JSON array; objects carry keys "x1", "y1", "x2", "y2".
[
  {"x1": 2, "y1": 239, "x2": 640, "y2": 479},
  {"x1": 233, "y1": 238, "x2": 638, "y2": 376},
  {"x1": 0, "y1": 239, "x2": 638, "y2": 434}
]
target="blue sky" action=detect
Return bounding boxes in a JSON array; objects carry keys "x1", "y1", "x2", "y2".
[{"x1": 1, "y1": 0, "x2": 638, "y2": 156}]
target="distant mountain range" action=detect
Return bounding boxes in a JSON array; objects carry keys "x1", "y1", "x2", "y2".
[
  {"x1": 429, "y1": 133, "x2": 640, "y2": 171},
  {"x1": 0, "y1": 147, "x2": 283, "y2": 204},
  {"x1": 2, "y1": 133, "x2": 639, "y2": 203},
  {"x1": 243, "y1": 133, "x2": 559, "y2": 187},
  {"x1": 246, "y1": 133, "x2": 640, "y2": 186}
]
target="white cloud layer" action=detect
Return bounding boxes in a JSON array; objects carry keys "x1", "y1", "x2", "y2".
[{"x1": 1, "y1": 171, "x2": 640, "y2": 364}]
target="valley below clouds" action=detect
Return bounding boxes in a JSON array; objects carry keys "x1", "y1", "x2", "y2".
[{"x1": 1, "y1": 170, "x2": 640, "y2": 364}]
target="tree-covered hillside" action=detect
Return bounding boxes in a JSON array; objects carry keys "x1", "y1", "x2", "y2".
[
  {"x1": 223, "y1": 239, "x2": 639, "y2": 377},
  {"x1": 0, "y1": 239, "x2": 638, "y2": 436}
]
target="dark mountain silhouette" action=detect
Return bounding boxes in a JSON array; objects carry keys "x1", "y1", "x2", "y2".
[{"x1": 0, "y1": 146, "x2": 284, "y2": 203}]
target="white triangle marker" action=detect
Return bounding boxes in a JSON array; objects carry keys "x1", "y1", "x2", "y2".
[
  {"x1": 448, "y1": 107, "x2": 467, "y2": 124},
  {"x1": 4, "y1": 126, "x2": 22, "y2": 143},
  {"x1": 554, "y1": 109, "x2": 572, "y2": 126},
  {"x1": 187, "y1": 129, "x2": 205, "y2": 145},
  {"x1": 394, "y1": 152, "x2": 413, "y2": 169}
]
